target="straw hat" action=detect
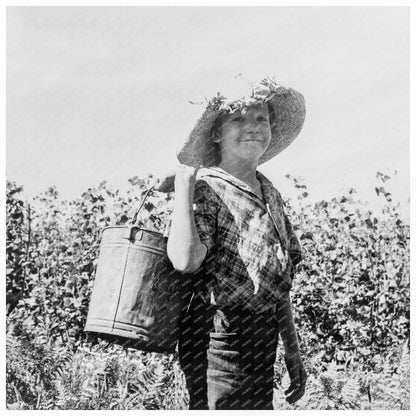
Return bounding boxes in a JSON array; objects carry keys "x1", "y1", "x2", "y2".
[{"x1": 176, "y1": 77, "x2": 306, "y2": 168}]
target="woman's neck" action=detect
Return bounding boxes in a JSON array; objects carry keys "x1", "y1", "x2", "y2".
[{"x1": 217, "y1": 159, "x2": 259, "y2": 189}]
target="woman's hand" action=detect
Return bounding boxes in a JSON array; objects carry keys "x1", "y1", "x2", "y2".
[
  {"x1": 155, "y1": 165, "x2": 200, "y2": 193},
  {"x1": 174, "y1": 164, "x2": 199, "y2": 195},
  {"x1": 284, "y1": 351, "x2": 307, "y2": 404},
  {"x1": 154, "y1": 167, "x2": 176, "y2": 193}
]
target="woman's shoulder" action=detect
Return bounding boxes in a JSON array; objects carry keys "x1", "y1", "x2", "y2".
[
  {"x1": 193, "y1": 170, "x2": 223, "y2": 206},
  {"x1": 256, "y1": 170, "x2": 285, "y2": 204},
  {"x1": 195, "y1": 167, "x2": 228, "y2": 193}
]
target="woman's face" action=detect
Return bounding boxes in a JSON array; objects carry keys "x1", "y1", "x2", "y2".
[{"x1": 213, "y1": 104, "x2": 272, "y2": 165}]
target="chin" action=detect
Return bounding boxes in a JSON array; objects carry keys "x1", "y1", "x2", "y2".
[{"x1": 239, "y1": 153, "x2": 263, "y2": 162}]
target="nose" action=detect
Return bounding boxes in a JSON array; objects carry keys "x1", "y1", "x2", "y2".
[{"x1": 243, "y1": 115, "x2": 260, "y2": 132}]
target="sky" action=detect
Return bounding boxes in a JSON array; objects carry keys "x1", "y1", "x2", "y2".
[{"x1": 6, "y1": 6, "x2": 411, "y2": 219}]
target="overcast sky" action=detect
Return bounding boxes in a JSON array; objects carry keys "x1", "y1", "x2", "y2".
[{"x1": 6, "y1": 6, "x2": 410, "y2": 219}]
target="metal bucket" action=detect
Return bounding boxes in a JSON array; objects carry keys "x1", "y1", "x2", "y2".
[{"x1": 84, "y1": 187, "x2": 192, "y2": 354}]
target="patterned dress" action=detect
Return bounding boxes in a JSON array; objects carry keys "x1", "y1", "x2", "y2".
[{"x1": 164, "y1": 166, "x2": 302, "y2": 409}]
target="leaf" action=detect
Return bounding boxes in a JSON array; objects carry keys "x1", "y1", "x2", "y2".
[
  {"x1": 341, "y1": 378, "x2": 360, "y2": 404},
  {"x1": 63, "y1": 298, "x2": 72, "y2": 307},
  {"x1": 26, "y1": 297, "x2": 37, "y2": 307}
]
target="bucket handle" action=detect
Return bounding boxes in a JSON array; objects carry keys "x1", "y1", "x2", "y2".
[{"x1": 130, "y1": 185, "x2": 156, "y2": 228}]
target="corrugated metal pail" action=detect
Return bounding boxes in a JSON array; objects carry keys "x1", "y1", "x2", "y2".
[{"x1": 84, "y1": 188, "x2": 191, "y2": 354}]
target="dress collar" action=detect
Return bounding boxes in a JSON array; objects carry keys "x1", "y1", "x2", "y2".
[{"x1": 198, "y1": 166, "x2": 275, "y2": 207}]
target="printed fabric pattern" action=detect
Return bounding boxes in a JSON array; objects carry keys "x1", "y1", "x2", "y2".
[{"x1": 164, "y1": 166, "x2": 302, "y2": 311}]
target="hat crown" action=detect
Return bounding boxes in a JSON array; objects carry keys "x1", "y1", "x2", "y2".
[{"x1": 207, "y1": 77, "x2": 285, "y2": 115}]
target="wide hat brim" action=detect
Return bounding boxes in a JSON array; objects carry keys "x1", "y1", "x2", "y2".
[{"x1": 177, "y1": 86, "x2": 306, "y2": 168}]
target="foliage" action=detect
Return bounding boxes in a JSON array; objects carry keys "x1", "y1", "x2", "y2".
[
  {"x1": 5, "y1": 171, "x2": 409, "y2": 409},
  {"x1": 6, "y1": 324, "x2": 74, "y2": 409},
  {"x1": 283, "y1": 172, "x2": 409, "y2": 370},
  {"x1": 52, "y1": 345, "x2": 187, "y2": 410},
  {"x1": 6, "y1": 176, "x2": 171, "y2": 350},
  {"x1": 273, "y1": 338, "x2": 409, "y2": 410},
  {"x1": 6, "y1": 182, "x2": 29, "y2": 314},
  {"x1": 206, "y1": 76, "x2": 290, "y2": 114}
]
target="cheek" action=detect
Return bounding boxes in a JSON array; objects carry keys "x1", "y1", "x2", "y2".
[
  {"x1": 263, "y1": 126, "x2": 272, "y2": 140},
  {"x1": 221, "y1": 126, "x2": 242, "y2": 142}
]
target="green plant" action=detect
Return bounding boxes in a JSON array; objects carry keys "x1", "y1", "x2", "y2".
[
  {"x1": 6, "y1": 182, "x2": 30, "y2": 315},
  {"x1": 284, "y1": 173, "x2": 409, "y2": 368},
  {"x1": 6, "y1": 322, "x2": 74, "y2": 409},
  {"x1": 6, "y1": 171, "x2": 409, "y2": 409},
  {"x1": 273, "y1": 338, "x2": 409, "y2": 410}
]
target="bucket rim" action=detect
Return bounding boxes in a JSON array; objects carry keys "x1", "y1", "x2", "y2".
[{"x1": 101, "y1": 225, "x2": 165, "y2": 236}]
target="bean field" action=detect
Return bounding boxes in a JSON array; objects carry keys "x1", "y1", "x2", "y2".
[{"x1": 6, "y1": 172, "x2": 410, "y2": 410}]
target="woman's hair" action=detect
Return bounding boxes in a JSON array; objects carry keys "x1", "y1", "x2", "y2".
[
  {"x1": 209, "y1": 103, "x2": 276, "y2": 165},
  {"x1": 209, "y1": 112, "x2": 227, "y2": 165}
]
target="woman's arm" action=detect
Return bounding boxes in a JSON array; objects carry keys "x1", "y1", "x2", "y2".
[
  {"x1": 277, "y1": 294, "x2": 307, "y2": 404},
  {"x1": 276, "y1": 294, "x2": 300, "y2": 355},
  {"x1": 166, "y1": 165, "x2": 207, "y2": 273}
]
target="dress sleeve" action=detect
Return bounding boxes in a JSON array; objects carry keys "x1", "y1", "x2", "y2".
[
  {"x1": 278, "y1": 206, "x2": 302, "y2": 299},
  {"x1": 192, "y1": 179, "x2": 218, "y2": 256},
  {"x1": 284, "y1": 212, "x2": 302, "y2": 268},
  {"x1": 163, "y1": 179, "x2": 218, "y2": 257}
]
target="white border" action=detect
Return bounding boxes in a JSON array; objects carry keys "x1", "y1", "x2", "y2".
[{"x1": 1, "y1": 2, "x2": 414, "y2": 415}]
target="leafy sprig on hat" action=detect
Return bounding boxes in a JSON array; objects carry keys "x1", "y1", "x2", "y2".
[{"x1": 205, "y1": 77, "x2": 285, "y2": 114}]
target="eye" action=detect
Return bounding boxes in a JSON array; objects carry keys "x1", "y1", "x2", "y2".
[
  {"x1": 257, "y1": 116, "x2": 268, "y2": 122},
  {"x1": 231, "y1": 116, "x2": 242, "y2": 122}
]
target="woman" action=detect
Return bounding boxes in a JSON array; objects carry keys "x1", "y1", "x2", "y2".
[{"x1": 158, "y1": 78, "x2": 307, "y2": 409}]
